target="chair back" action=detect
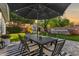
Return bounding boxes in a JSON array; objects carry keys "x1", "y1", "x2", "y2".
[
  {"x1": 51, "y1": 40, "x2": 65, "y2": 56},
  {"x1": 18, "y1": 34, "x2": 30, "y2": 52},
  {"x1": 18, "y1": 34, "x2": 24, "y2": 43}
]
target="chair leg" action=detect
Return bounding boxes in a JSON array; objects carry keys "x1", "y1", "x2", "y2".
[
  {"x1": 30, "y1": 40, "x2": 33, "y2": 43},
  {"x1": 21, "y1": 45, "x2": 30, "y2": 56},
  {"x1": 20, "y1": 44, "x2": 24, "y2": 55},
  {"x1": 21, "y1": 46, "x2": 26, "y2": 56},
  {"x1": 60, "y1": 51, "x2": 67, "y2": 56},
  {"x1": 50, "y1": 42, "x2": 53, "y2": 46},
  {"x1": 18, "y1": 43, "x2": 22, "y2": 50}
]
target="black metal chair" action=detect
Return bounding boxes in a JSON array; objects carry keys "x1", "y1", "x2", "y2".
[
  {"x1": 3, "y1": 36, "x2": 30, "y2": 56},
  {"x1": 43, "y1": 39, "x2": 65, "y2": 56},
  {"x1": 0, "y1": 34, "x2": 39, "y2": 56},
  {"x1": 18, "y1": 34, "x2": 30, "y2": 55},
  {"x1": 51, "y1": 40, "x2": 65, "y2": 56},
  {"x1": 18, "y1": 34, "x2": 39, "y2": 56}
]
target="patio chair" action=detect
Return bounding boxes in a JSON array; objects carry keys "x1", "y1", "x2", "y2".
[
  {"x1": 18, "y1": 34, "x2": 39, "y2": 56},
  {"x1": 43, "y1": 39, "x2": 65, "y2": 56},
  {"x1": 19, "y1": 39, "x2": 30, "y2": 55},
  {"x1": 2, "y1": 35, "x2": 29, "y2": 56},
  {"x1": 0, "y1": 34, "x2": 39, "y2": 56}
]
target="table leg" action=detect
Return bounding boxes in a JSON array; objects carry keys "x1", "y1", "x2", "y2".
[{"x1": 38, "y1": 44, "x2": 43, "y2": 56}]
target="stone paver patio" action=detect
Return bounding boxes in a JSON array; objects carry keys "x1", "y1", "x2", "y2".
[
  {"x1": 0, "y1": 39, "x2": 79, "y2": 56},
  {"x1": 62, "y1": 40, "x2": 79, "y2": 56}
]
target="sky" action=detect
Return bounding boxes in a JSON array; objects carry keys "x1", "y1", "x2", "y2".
[{"x1": 64, "y1": 3, "x2": 79, "y2": 25}]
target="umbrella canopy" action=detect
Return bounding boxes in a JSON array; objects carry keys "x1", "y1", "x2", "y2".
[{"x1": 8, "y1": 3, "x2": 70, "y2": 20}]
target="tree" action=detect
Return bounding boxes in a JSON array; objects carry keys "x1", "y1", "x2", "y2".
[
  {"x1": 10, "y1": 12, "x2": 34, "y2": 24},
  {"x1": 47, "y1": 17, "x2": 61, "y2": 28},
  {"x1": 59, "y1": 18, "x2": 70, "y2": 27},
  {"x1": 45, "y1": 17, "x2": 71, "y2": 28}
]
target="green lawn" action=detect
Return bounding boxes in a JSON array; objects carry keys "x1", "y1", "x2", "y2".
[
  {"x1": 41, "y1": 32, "x2": 79, "y2": 42},
  {"x1": 49, "y1": 34, "x2": 79, "y2": 42}
]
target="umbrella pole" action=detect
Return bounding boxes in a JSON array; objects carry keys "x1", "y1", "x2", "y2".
[
  {"x1": 37, "y1": 11, "x2": 39, "y2": 40},
  {"x1": 37, "y1": 23, "x2": 38, "y2": 40},
  {"x1": 36, "y1": 9, "x2": 41, "y2": 40},
  {"x1": 44, "y1": 19, "x2": 48, "y2": 36},
  {"x1": 44, "y1": 19, "x2": 47, "y2": 36}
]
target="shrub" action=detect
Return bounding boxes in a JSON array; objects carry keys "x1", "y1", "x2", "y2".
[{"x1": 9, "y1": 33, "x2": 25, "y2": 42}]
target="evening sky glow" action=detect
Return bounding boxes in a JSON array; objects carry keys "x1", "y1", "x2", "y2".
[{"x1": 64, "y1": 3, "x2": 79, "y2": 25}]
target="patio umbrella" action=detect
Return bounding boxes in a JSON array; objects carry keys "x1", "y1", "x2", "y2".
[
  {"x1": 8, "y1": 3, "x2": 70, "y2": 39},
  {"x1": 8, "y1": 3, "x2": 70, "y2": 20}
]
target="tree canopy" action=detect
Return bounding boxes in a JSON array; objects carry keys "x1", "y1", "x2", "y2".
[
  {"x1": 42, "y1": 17, "x2": 72, "y2": 28},
  {"x1": 34, "y1": 17, "x2": 71, "y2": 29}
]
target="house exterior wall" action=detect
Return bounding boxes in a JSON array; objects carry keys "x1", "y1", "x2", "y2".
[
  {"x1": 0, "y1": 12, "x2": 6, "y2": 35},
  {"x1": 0, "y1": 3, "x2": 9, "y2": 35}
]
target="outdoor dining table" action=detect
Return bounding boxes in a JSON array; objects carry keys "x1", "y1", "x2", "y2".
[{"x1": 30, "y1": 35, "x2": 57, "y2": 56}]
